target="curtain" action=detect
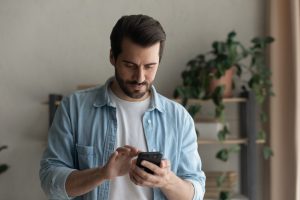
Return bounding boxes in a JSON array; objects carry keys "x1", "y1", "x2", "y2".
[
  {"x1": 292, "y1": 1, "x2": 300, "y2": 199},
  {"x1": 268, "y1": 0, "x2": 300, "y2": 200}
]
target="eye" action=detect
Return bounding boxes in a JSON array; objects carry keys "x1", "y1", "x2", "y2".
[
  {"x1": 145, "y1": 64, "x2": 155, "y2": 69},
  {"x1": 124, "y1": 63, "x2": 135, "y2": 68}
]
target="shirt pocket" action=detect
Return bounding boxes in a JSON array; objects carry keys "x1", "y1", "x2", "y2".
[{"x1": 76, "y1": 144, "x2": 95, "y2": 169}]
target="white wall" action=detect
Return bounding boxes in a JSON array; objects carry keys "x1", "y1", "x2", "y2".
[{"x1": 0, "y1": 1, "x2": 265, "y2": 199}]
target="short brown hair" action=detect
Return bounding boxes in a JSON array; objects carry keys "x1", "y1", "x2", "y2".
[{"x1": 110, "y1": 14, "x2": 166, "y2": 62}]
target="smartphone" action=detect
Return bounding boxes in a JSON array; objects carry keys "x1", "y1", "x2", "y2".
[{"x1": 136, "y1": 152, "x2": 163, "y2": 174}]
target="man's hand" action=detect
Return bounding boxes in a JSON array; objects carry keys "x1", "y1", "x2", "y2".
[
  {"x1": 102, "y1": 145, "x2": 139, "y2": 180},
  {"x1": 129, "y1": 158, "x2": 172, "y2": 188},
  {"x1": 129, "y1": 159, "x2": 195, "y2": 200},
  {"x1": 65, "y1": 145, "x2": 139, "y2": 197}
]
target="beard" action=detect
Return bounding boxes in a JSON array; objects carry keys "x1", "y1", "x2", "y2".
[{"x1": 115, "y1": 70, "x2": 152, "y2": 99}]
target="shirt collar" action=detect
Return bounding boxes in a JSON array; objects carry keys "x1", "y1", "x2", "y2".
[{"x1": 93, "y1": 77, "x2": 165, "y2": 113}]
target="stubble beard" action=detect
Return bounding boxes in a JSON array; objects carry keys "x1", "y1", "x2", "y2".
[{"x1": 115, "y1": 71, "x2": 151, "y2": 99}]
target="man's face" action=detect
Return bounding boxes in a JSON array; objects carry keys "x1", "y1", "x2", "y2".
[{"x1": 110, "y1": 38, "x2": 160, "y2": 101}]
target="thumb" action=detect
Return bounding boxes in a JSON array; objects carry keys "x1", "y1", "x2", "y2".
[{"x1": 160, "y1": 159, "x2": 170, "y2": 168}]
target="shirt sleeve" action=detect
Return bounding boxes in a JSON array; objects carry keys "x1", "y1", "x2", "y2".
[
  {"x1": 39, "y1": 96, "x2": 77, "y2": 199},
  {"x1": 177, "y1": 112, "x2": 206, "y2": 200}
]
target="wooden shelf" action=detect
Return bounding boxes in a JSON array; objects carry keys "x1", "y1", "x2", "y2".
[
  {"x1": 194, "y1": 117, "x2": 219, "y2": 123},
  {"x1": 198, "y1": 138, "x2": 265, "y2": 145},
  {"x1": 42, "y1": 101, "x2": 61, "y2": 106},
  {"x1": 173, "y1": 97, "x2": 247, "y2": 104}
]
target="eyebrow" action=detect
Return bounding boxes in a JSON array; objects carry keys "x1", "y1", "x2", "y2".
[{"x1": 122, "y1": 60, "x2": 157, "y2": 66}]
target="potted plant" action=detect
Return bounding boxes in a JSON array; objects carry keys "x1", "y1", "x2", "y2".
[
  {"x1": 174, "y1": 32, "x2": 247, "y2": 135},
  {"x1": 174, "y1": 31, "x2": 274, "y2": 149},
  {"x1": 173, "y1": 31, "x2": 274, "y2": 199}
]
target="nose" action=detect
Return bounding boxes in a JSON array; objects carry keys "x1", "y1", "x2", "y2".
[{"x1": 135, "y1": 66, "x2": 145, "y2": 83}]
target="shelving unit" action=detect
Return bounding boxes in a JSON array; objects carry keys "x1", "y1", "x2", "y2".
[{"x1": 179, "y1": 91, "x2": 258, "y2": 200}]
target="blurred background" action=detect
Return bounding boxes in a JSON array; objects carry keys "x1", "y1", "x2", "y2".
[{"x1": 0, "y1": 0, "x2": 299, "y2": 200}]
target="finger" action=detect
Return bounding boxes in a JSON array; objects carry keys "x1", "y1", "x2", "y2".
[
  {"x1": 131, "y1": 167, "x2": 155, "y2": 187},
  {"x1": 141, "y1": 160, "x2": 163, "y2": 175},
  {"x1": 132, "y1": 158, "x2": 137, "y2": 164},
  {"x1": 116, "y1": 147, "x2": 131, "y2": 155},
  {"x1": 123, "y1": 145, "x2": 139, "y2": 154},
  {"x1": 134, "y1": 163, "x2": 160, "y2": 183},
  {"x1": 133, "y1": 164, "x2": 150, "y2": 179},
  {"x1": 131, "y1": 158, "x2": 137, "y2": 168},
  {"x1": 160, "y1": 159, "x2": 171, "y2": 169},
  {"x1": 117, "y1": 146, "x2": 139, "y2": 158},
  {"x1": 129, "y1": 171, "x2": 140, "y2": 186}
]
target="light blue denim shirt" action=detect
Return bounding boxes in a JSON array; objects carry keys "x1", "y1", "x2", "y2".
[{"x1": 40, "y1": 78, "x2": 206, "y2": 200}]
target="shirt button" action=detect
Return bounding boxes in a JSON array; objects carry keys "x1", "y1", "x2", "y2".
[
  {"x1": 147, "y1": 120, "x2": 151, "y2": 124},
  {"x1": 152, "y1": 148, "x2": 156, "y2": 151}
]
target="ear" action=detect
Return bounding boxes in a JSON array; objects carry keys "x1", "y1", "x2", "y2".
[{"x1": 109, "y1": 50, "x2": 116, "y2": 66}]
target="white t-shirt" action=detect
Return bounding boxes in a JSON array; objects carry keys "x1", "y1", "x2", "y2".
[{"x1": 108, "y1": 88, "x2": 152, "y2": 200}]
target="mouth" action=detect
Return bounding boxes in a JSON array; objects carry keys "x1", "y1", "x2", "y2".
[{"x1": 129, "y1": 83, "x2": 146, "y2": 90}]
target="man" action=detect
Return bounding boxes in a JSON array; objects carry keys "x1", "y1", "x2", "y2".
[{"x1": 40, "y1": 14, "x2": 206, "y2": 200}]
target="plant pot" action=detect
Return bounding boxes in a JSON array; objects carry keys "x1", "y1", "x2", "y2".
[{"x1": 209, "y1": 67, "x2": 234, "y2": 98}]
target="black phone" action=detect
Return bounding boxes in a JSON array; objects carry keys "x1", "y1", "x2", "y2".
[{"x1": 136, "y1": 152, "x2": 163, "y2": 174}]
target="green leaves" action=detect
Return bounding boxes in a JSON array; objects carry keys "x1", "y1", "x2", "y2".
[
  {"x1": 174, "y1": 53, "x2": 210, "y2": 103},
  {"x1": 251, "y1": 36, "x2": 274, "y2": 49},
  {"x1": 216, "y1": 149, "x2": 229, "y2": 161},
  {"x1": 210, "y1": 31, "x2": 247, "y2": 76},
  {"x1": 247, "y1": 36, "x2": 274, "y2": 106},
  {"x1": 219, "y1": 191, "x2": 230, "y2": 200},
  {"x1": 210, "y1": 85, "x2": 226, "y2": 121},
  {"x1": 263, "y1": 146, "x2": 273, "y2": 159},
  {"x1": 258, "y1": 130, "x2": 266, "y2": 140},
  {"x1": 218, "y1": 125, "x2": 230, "y2": 141},
  {"x1": 228, "y1": 31, "x2": 236, "y2": 40},
  {"x1": 216, "y1": 145, "x2": 240, "y2": 162},
  {"x1": 187, "y1": 105, "x2": 201, "y2": 119}
]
